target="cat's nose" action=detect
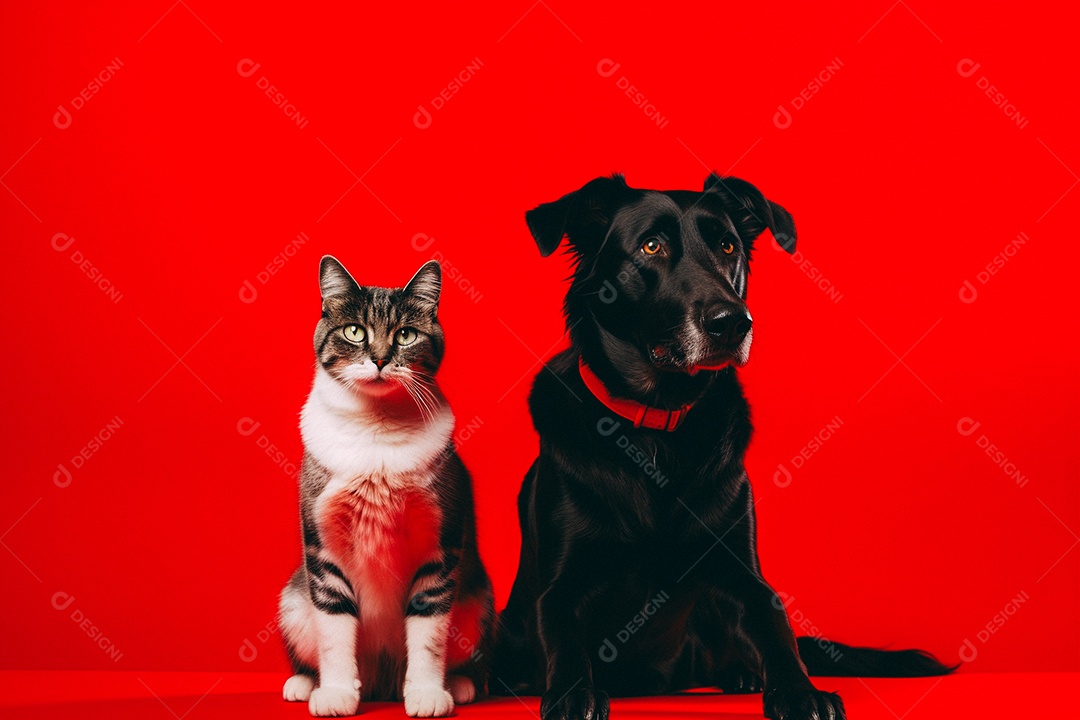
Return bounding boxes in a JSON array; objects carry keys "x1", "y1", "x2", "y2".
[{"x1": 373, "y1": 358, "x2": 390, "y2": 370}]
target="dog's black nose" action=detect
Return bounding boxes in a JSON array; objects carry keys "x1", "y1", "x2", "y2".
[{"x1": 704, "y1": 306, "x2": 752, "y2": 347}]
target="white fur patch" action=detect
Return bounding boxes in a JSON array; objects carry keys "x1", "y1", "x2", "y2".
[
  {"x1": 279, "y1": 582, "x2": 318, "y2": 668},
  {"x1": 315, "y1": 612, "x2": 360, "y2": 690},
  {"x1": 309, "y1": 683, "x2": 361, "y2": 717},
  {"x1": 403, "y1": 683, "x2": 454, "y2": 718},
  {"x1": 405, "y1": 613, "x2": 450, "y2": 688},
  {"x1": 300, "y1": 367, "x2": 454, "y2": 479},
  {"x1": 283, "y1": 673, "x2": 315, "y2": 702},
  {"x1": 404, "y1": 609, "x2": 454, "y2": 719}
]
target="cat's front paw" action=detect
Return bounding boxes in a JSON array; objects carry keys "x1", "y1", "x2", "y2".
[
  {"x1": 309, "y1": 684, "x2": 360, "y2": 717},
  {"x1": 284, "y1": 673, "x2": 315, "y2": 702},
  {"x1": 403, "y1": 682, "x2": 454, "y2": 718},
  {"x1": 448, "y1": 674, "x2": 476, "y2": 705}
]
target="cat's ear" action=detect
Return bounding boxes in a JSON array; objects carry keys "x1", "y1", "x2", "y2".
[
  {"x1": 319, "y1": 255, "x2": 360, "y2": 300},
  {"x1": 403, "y1": 260, "x2": 441, "y2": 311}
]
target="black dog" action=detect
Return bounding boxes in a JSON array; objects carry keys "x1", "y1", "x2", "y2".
[{"x1": 492, "y1": 174, "x2": 951, "y2": 720}]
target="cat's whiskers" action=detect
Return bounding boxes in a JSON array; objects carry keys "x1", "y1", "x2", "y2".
[
  {"x1": 416, "y1": 383, "x2": 440, "y2": 423},
  {"x1": 410, "y1": 370, "x2": 440, "y2": 392},
  {"x1": 409, "y1": 374, "x2": 442, "y2": 420},
  {"x1": 400, "y1": 381, "x2": 428, "y2": 422},
  {"x1": 401, "y1": 376, "x2": 436, "y2": 423},
  {"x1": 416, "y1": 380, "x2": 442, "y2": 422}
]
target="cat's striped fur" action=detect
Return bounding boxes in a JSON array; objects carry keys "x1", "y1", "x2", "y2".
[{"x1": 279, "y1": 257, "x2": 494, "y2": 717}]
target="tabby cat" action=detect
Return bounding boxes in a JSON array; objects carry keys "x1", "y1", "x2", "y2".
[{"x1": 278, "y1": 256, "x2": 494, "y2": 717}]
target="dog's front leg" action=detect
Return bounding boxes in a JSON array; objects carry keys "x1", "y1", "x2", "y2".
[
  {"x1": 536, "y1": 559, "x2": 610, "y2": 720},
  {"x1": 724, "y1": 572, "x2": 845, "y2": 720}
]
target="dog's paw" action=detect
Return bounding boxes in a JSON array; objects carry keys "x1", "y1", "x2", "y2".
[
  {"x1": 403, "y1": 683, "x2": 454, "y2": 717},
  {"x1": 448, "y1": 675, "x2": 477, "y2": 705},
  {"x1": 283, "y1": 673, "x2": 316, "y2": 702},
  {"x1": 308, "y1": 684, "x2": 360, "y2": 717},
  {"x1": 540, "y1": 686, "x2": 610, "y2": 720},
  {"x1": 717, "y1": 666, "x2": 762, "y2": 694},
  {"x1": 763, "y1": 687, "x2": 845, "y2": 720}
]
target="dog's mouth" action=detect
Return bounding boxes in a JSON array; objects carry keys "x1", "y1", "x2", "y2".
[{"x1": 648, "y1": 343, "x2": 732, "y2": 375}]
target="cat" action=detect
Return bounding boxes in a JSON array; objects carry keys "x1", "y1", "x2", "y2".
[{"x1": 278, "y1": 256, "x2": 495, "y2": 718}]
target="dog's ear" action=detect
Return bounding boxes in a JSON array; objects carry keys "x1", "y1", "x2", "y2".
[
  {"x1": 703, "y1": 174, "x2": 797, "y2": 254},
  {"x1": 525, "y1": 174, "x2": 635, "y2": 257}
]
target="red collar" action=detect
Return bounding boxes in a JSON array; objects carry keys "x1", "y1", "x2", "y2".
[{"x1": 578, "y1": 357, "x2": 696, "y2": 432}]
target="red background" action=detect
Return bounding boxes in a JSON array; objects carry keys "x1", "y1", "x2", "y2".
[{"x1": 1, "y1": 0, "x2": 1076, "y2": 680}]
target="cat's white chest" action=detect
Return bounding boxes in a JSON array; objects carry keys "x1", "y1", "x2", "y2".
[{"x1": 299, "y1": 368, "x2": 454, "y2": 479}]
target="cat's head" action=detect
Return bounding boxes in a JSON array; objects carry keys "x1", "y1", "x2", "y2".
[{"x1": 314, "y1": 256, "x2": 444, "y2": 398}]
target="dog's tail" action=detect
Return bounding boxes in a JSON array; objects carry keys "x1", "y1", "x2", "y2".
[{"x1": 797, "y1": 637, "x2": 958, "y2": 677}]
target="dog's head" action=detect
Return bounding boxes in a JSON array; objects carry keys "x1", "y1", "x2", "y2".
[{"x1": 526, "y1": 173, "x2": 796, "y2": 396}]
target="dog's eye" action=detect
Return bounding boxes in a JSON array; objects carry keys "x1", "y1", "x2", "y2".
[
  {"x1": 395, "y1": 327, "x2": 419, "y2": 346},
  {"x1": 342, "y1": 325, "x2": 366, "y2": 344},
  {"x1": 720, "y1": 239, "x2": 735, "y2": 255},
  {"x1": 641, "y1": 237, "x2": 663, "y2": 255}
]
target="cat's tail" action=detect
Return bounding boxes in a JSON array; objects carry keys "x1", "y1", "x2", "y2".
[{"x1": 798, "y1": 637, "x2": 958, "y2": 677}]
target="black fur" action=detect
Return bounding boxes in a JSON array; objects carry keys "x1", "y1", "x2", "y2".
[
  {"x1": 492, "y1": 174, "x2": 952, "y2": 720},
  {"x1": 796, "y1": 639, "x2": 960, "y2": 678}
]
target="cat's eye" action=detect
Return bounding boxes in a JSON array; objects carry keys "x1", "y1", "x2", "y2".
[
  {"x1": 641, "y1": 237, "x2": 664, "y2": 255},
  {"x1": 342, "y1": 325, "x2": 366, "y2": 344},
  {"x1": 720, "y1": 239, "x2": 735, "y2": 255},
  {"x1": 396, "y1": 327, "x2": 419, "y2": 346}
]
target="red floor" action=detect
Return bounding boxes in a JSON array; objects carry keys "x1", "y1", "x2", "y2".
[{"x1": 1, "y1": 671, "x2": 1073, "y2": 719}]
